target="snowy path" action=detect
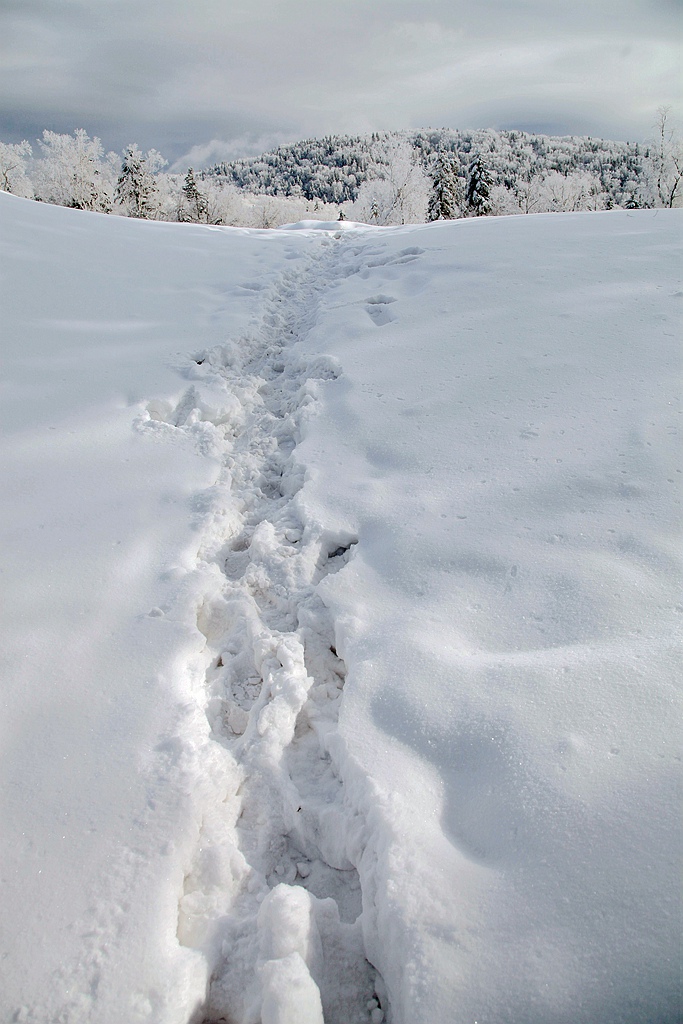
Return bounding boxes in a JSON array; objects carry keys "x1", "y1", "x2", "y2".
[
  {"x1": 141, "y1": 231, "x2": 387, "y2": 1024},
  {"x1": 1, "y1": 197, "x2": 680, "y2": 1024}
]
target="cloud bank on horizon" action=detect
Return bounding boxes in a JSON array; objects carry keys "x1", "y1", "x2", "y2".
[{"x1": 1, "y1": 0, "x2": 680, "y2": 166}]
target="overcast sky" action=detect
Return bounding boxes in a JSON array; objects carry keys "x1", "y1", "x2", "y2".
[{"x1": 1, "y1": 0, "x2": 680, "y2": 168}]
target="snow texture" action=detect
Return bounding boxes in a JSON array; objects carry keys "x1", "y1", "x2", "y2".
[{"x1": 0, "y1": 192, "x2": 680, "y2": 1024}]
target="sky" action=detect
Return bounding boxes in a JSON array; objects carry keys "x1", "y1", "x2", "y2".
[{"x1": 1, "y1": 0, "x2": 680, "y2": 169}]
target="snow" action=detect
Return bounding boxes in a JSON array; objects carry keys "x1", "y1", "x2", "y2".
[{"x1": 0, "y1": 192, "x2": 680, "y2": 1024}]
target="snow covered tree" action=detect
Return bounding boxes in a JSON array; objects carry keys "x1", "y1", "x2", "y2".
[
  {"x1": 643, "y1": 107, "x2": 683, "y2": 208},
  {"x1": 427, "y1": 153, "x2": 462, "y2": 221},
  {"x1": 353, "y1": 138, "x2": 429, "y2": 225},
  {"x1": 540, "y1": 171, "x2": 605, "y2": 212},
  {"x1": 465, "y1": 155, "x2": 493, "y2": 216},
  {"x1": 250, "y1": 194, "x2": 285, "y2": 228},
  {"x1": 202, "y1": 178, "x2": 240, "y2": 225},
  {"x1": 33, "y1": 129, "x2": 115, "y2": 211},
  {"x1": 353, "y1": 177, "x2": 394, "y2": 224},
  {"x1": 115, "y1": 144, "x2": 165, "y2": 219},
  {"x1": 509, "y1": 171, "x2": 547, "y2": 214},
  {"x1": 0, "y1": 139, "x2": 33, "y2": 198},
  {"x1": 2, "y1": 125, "x2": 661, "y2": 221},
  {"x1": 179, "y1": 167, "x2": 209, "y2": 222},
  {"x1": 198, "y1": 127, "x2": 651, "y2": 218},
  {"x1": 488, "y1": 183, "x2": 525, "y2": 216}
]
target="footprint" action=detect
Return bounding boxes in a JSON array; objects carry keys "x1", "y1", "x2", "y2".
[
  {"x1": 391, "y1": 246, "x2": 425, "y2": 264},
  {"x1": 364, "y1": 296, "x2": 397, "y2": 327},
  {"x1": 365, "y1": 247, "x2": 424, "y2": 269},
  {"x1": 145, "y1": 385, "x2": 240, "y2": 428},
  {"x1": 316, "y1": 538, "x2": 358, "y2": 581},
  {"x1": 237, "y1": 280, "x2": 265, "y2": 292}
]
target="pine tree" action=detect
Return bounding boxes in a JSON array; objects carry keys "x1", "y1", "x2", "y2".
[
  {"x1": 181, "y1": 168, "x2": 209, "y2": 222},
  {"x1": 427, "y1": 153, "x2": 461, "y2": 221},
  {"x1": 115, "y1": 144, "x2": 160, "y2": 219},
  {"x1": 465, "y1": 155, "x2": 493, "y2": 216}
]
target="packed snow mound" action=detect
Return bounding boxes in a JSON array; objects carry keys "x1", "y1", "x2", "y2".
[
  {"x1": 278, "y1": 219, "x2": 365, "y2": 231},
  {"x1": 0, "y1": 191, "x2": 680, "y2": 1024}
]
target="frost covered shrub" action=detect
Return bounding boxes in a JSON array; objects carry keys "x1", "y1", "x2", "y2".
[
  {"x1": 489, "y1": 170, "x2": 606, "y2": 215},
  {"x1": 33, "y1": 129, "x2": 117, "y2": 212},
  {"x1": 0, "y1": 140, "x2": 34, "y2": 198},
  {"x1": 640, "y1": 108, "x2": 683, "y2": 209}
]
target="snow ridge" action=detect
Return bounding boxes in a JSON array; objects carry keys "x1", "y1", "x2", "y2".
[{"x1": 144, "y1": 233, "x2": 388, "y2": 1024}]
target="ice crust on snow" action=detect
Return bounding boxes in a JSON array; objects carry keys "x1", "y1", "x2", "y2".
[{"x1": 0, "y1": 193, "x2": 680, "y2": 1024}]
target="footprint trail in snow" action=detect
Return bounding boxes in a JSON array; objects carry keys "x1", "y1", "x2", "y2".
[{"x1": 144, "y1": 232, "x2": 388, "y2": 1024}]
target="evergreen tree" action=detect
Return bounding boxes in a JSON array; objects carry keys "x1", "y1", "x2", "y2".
[
  {"x1": 427, "y1": 153, "x2": 461, "y2": 221},
  {"x1": 115, "y1": 144, "x2": 161, "y2": 219},
  {"x1": 181, "y1": 168, "x2": 209, "y2": 222},
  {"x1": 466, "y1": 155, "x2": 493, "y2": 216}
]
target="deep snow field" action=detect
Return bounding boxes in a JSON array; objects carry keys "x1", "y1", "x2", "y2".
[{"x1": 0, "y1": 192, "x2": 680, "y2": 1024}]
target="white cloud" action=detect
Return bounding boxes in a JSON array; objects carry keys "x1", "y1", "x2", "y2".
[
  {"x1": 0, "y1": 0, "x2": 680, "y2": 160},
  {"x1": 169, "y1": 133, "x2": 296, "y2": 172}
]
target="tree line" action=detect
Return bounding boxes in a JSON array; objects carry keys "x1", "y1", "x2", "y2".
[{"x1": 1, "y1": 114, "x2": 680, "y2": 229}]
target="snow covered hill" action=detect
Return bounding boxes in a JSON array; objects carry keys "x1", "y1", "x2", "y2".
[
  {"x1": 206, "y1": 127, "x2": 646, "y2": 209},
  {"x1": 0, "y1": 192, "x2": 680, "y2": 1024}
]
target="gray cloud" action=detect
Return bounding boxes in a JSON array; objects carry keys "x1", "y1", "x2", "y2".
[{"x1": 1, "y1": 0, "x2": 680, "y2": 164}]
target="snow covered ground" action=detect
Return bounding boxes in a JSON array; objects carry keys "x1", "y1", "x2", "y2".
[{"x1": 0, "y1": 192, "x2": 680, "y2": 1024}]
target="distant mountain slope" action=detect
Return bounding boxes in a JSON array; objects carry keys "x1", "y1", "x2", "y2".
[{"x1": 205, "y1": 128, "x2": 647, "y2": 208}]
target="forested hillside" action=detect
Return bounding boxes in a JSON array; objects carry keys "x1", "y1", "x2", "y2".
[
  {"x1": 207, "y1": 128, "x2": 647, "y2": 210},
  {"x1": 1, "y1": 119, "x2": 680, "y2": 227}
]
